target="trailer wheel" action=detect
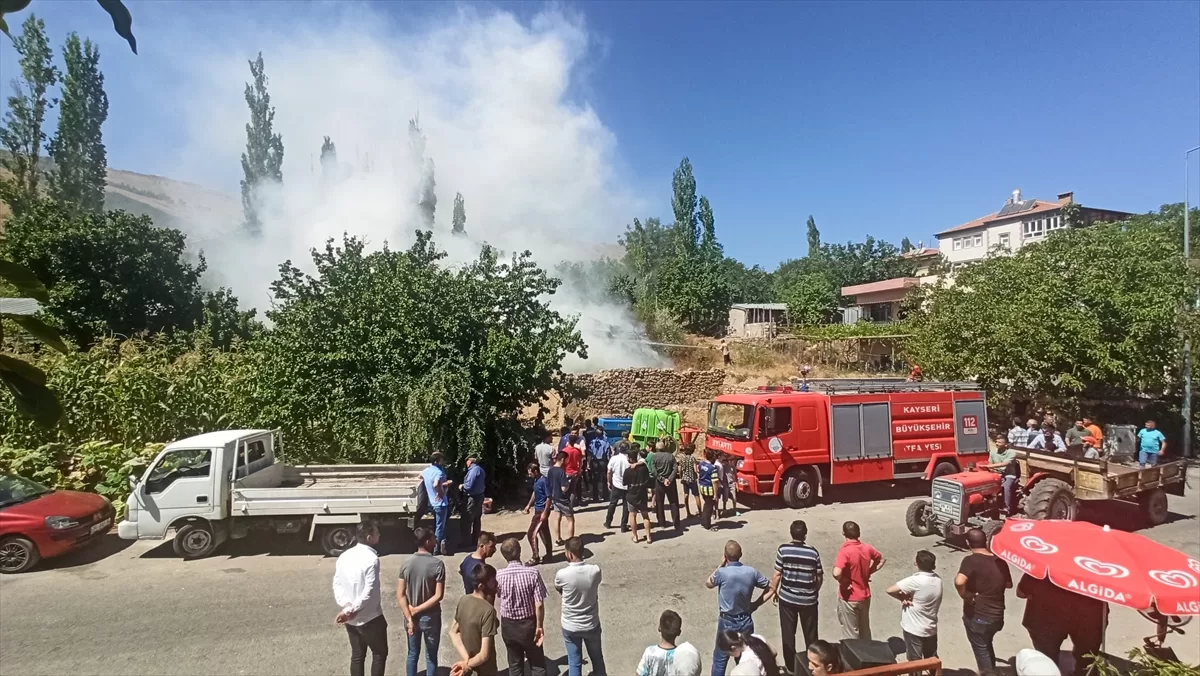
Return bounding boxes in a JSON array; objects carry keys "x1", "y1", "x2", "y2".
[
  {"x1": 905, "y1": 499, "x2": 934, "y2": 537},
  {"x1": 1138, "y1": 488, "x2": 1169, "y2": 526},
  {"x1": 1024, "y1": 478, "x2": 1077, "y2": 521},
  {"x1": 320, "y1": 525, "x2": 356, "y2": 557},
  {"x1": 931, "y1": 462, "x2": 957, "y2": 480},
  {"x1": 173, "y1": 522, "x2": 217, "y2": 560},
  {"x1": 782, "y1": 467, "x2": 819, "y2": 509}
]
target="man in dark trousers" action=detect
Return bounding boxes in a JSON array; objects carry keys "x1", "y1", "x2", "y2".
[
  {"x1": 1017, "y1": 573, "x2": 1106, "y2": 676},
  {"x1": 769, "y1": 519, "x2": 823, "y2": 675},
  {"x1": 461, "y1": 456, "x2": 487, "y2": 550},
  {"x1": 649, "y1": 440, "x2": 682, "y2": 531},
  {"x1": 955, "y1": 527, "x2": 1012, "y2": 673}
]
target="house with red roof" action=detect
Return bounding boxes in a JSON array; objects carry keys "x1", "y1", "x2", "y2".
[{"x1": 934, "y1": 188, "x2": 1132, "y2": 266}]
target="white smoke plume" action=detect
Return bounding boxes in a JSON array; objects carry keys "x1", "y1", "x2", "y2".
[{"x1": 143, "y1": 3, "x2": 667, "y2": 371}]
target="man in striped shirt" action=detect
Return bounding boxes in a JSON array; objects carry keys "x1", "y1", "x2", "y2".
[
  {"x1": 495, "y1": 538, "x2": 548, "y2": 676},
  {"x1": 769, "y1": 520, "x2": 823, "y2": 675}
]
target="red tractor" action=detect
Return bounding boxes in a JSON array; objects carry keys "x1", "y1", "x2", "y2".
[{"x1": 906, "y1": 447, "x2": 1187, "y2": 541}]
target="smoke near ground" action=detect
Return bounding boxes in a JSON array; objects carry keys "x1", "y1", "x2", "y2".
[{"x1": 138, "y1": 3, "x2": 666, "y2": 371}]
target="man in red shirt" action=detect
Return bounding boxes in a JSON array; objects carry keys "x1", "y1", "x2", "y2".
[
  {"x1": 560, "y1": 432, "x2": 585, "y2": 510},
  {"x1": 832, "y1": 521, "x2": 886, "y2": 640}
]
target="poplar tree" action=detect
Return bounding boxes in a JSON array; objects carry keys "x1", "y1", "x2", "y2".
[
  {"x1": 451, "y1": 192, "x2": 466, "y2": 235},
  {"x1": 0, "y1": 15, "x2": 58, "y2": 216},
  {"x1": 240, "y1": 52, "x2": 284, "y2": 236}
]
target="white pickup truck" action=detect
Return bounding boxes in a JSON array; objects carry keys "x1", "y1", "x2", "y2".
[{"x1": 117, "y1": 429, "x2": 425, "y2": 559}]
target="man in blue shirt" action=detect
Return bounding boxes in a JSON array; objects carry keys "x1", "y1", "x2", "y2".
[
  {"x1": 421, "y1": 452, "x2": 453, "y2": 555},
  {"x1": 1137, "y1": 420, "x2": 1167, "y2": 467},
  {"x1": 705, "y1": 539, "x2": 773, "y2": 676},
  {"x1": 587, "y1": 434, "x2": 610, "y2": 503},
  {"x1": 1028, "y1": 425, "x2": 1066, "y2": 453},
  {"x1": 461, "y1": 456, "x2": 486, "y2": 550}
]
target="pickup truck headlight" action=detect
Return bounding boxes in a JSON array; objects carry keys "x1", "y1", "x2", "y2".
[{"x1": 45, "y1": 516, "x2": 81, "y2": 530}]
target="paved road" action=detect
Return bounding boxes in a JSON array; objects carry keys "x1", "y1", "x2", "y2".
[{"x1": 2, "y1": 485, "x2": 1198, "y2": 676}]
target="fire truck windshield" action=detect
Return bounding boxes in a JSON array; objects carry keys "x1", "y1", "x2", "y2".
[{"x1": 707, "y1": 402, "x2": 753, "y2": 440}]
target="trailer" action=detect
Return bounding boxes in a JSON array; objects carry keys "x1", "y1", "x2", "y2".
[
  {"x1": 118, "y1": 430, "x2": 424, "y2": 558},
  {"x1": 1013, "y1": 447, "x2": 1187, "y2": 524}
]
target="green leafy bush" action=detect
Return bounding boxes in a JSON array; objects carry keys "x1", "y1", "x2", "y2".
[{"x1": 0, "y1": 441, "x2": 163, "y2": 513}]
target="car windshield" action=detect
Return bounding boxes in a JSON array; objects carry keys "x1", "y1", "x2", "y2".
[
  {"x1": 708, "y1": 402, "x2": 754, "y2": 440},
  {"x1": 0, "y1": 474, "x2": 53, "y2": 509}
]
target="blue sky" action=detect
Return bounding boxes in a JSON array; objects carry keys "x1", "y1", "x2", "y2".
[{"x1": 2, "y1": 0, "x2": 1197, "y2": 269}]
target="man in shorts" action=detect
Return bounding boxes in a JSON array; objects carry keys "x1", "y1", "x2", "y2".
[
  {"x1": 523, "y1": 462, "x2": 553, "y2": 564},
  {"x1": 547, "y1": 451, "x2": 575, "y2": 544},
  {"x1": 623, "y1": 445, "x2": 653, "y2": 543}
]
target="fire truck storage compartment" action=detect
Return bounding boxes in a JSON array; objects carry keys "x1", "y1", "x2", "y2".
[
  {"x1": 953, "y1": 399, "x2": 988, "y2": 454},
  {"x1": 831, "y1": 403, "x2": 892, "y2": 460}
]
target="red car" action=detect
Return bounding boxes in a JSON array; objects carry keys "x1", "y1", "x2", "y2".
[{"x1": 0, "y1": 474, "x2": 115, "y2": 573}]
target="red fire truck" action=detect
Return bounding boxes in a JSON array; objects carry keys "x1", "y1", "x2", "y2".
[{"x1": 704, "y1": 380, "x2": 990, "y2": 509}]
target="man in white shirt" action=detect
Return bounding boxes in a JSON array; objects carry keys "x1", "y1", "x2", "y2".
[
  {"x1": 555, "y1": 537, "x2": 607, "y2": 676},
  {"x1": 605, "y1": 440, "x2": 631, "y2": 531},
  {"x1": 886, "y1": 549, "x2": 943, "y2": 667},
  {"x1": 332, "y1": 520, "x2": 388, "y2": 676},
  {"x1": 534, "y1": 431, "x2": 556, "y2": 477}
]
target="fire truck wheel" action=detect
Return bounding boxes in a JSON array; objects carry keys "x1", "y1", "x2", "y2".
[
  {"x1": 1138, "y1": 488, "x2": 1169, "y2": 526},
  {"x1": 782, "y1": 467, "x2": 818, "y2": 509},
  {"x1": 905, "y1": 499, "x2": 934, "y2": 537},
  {"x1": 1024, "y1": 478, "x2": 1077, "y2": 521},
  {"x1": 931, "y1": 462, "x2": 957, "y2": 480}
]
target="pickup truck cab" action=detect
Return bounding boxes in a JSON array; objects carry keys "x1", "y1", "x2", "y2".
[{"x1": 118, "y1": 429, "x2": 424, "y2": 559}]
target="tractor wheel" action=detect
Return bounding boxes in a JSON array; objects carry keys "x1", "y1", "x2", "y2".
[
  {"x1": 1138, "y1": 488, "x2": 1169, "y2": 527},
  {"x1": 982, "y1": 519, "x2": 1004, "y2": 545},
  {"x1": 782, "y1": 467, "x2": 819, "y2": 509},
  {"x1": 931, "y1": 462, "x2": 957, "y2": 480},
  {"x1": 905, "y1": 499, "x2": 935, "y2": 537},
  {"x1": 1024, "y1": 478, "x2": 1077, "y2": 521}
]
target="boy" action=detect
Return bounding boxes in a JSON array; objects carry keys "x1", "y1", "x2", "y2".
[
  {"x1": 450, "y1": 563, "x2": 500, "y2": 676},
  {"x1": 677, "y1": 445, "x2": 700, "y2": 518},
  {"x1": 636, "y1": 609, "x2": 702, "y2": 676},
  {"x1": 547, "y1": 452, "x2": 575, "y2": 544},
  {"x1": 523, "y1": 462, "x2": 553, "y2": 564}
]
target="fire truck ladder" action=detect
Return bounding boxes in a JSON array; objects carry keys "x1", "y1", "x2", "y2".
[{"x1": 795, "y1": 378, "x2": 983, "y2": 394}]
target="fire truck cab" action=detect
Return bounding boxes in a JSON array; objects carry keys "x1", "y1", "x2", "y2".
[{"x1": 704, "y1": 380, "x2": 989, "y2": 509}]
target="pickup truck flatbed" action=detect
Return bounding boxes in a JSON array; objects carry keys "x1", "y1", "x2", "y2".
[{"x1": 119, "y1": 430, "x2": 429, "y2": 558}]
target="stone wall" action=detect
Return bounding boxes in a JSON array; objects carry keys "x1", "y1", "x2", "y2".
[{"x1": 562, "y1": 367, "x2": 726, "y2": 419}]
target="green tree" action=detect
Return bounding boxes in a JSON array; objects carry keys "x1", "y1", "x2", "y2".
[
  {"x1": 451, "y1": 191, "x2": 466, "y2": 235},
  {"x1": 46, "y1": 32, "x2": 108, "y2": 214},
  {"x1": 3, "y1": 200, "x2": 255, "y2": 348},
  {"x1": 319, "y1": 135, "x2": 336, "y2": 180},
  {"x1": 240, "y1": 52, "x2": 284, "y2": 236},
  {"x1": 806, "y1": 215, "x2": 821, "y2": 258},
  {"x1": 698, "y1": 195, "x2": 721, "y2": 262},
  {"x1": 408, "y1": 116, "x2": 436, "y2": 228},
  {"x1": 900, "y1": 236, "x2": 914, "y2": 252},
  {"x1": 780, "y1": 272, "x2": 837, "y2": 325},
  {"x1": 255, "y1": 231, "x2": 584, "y2": 466},
  {"x1": 0, "y1": 258, "x2": 68, "y2": 427},
  {"x1": 906, "y1": 205, "x2": 1199, "y2": 404},
  {"x1": 671, "y1": 157, "x2": 698, "y2": 254},
  {"x1": 722, "y1": 258, "x2": 774, "y2": 303},
  {"x1": 0, "y1": 14, "x2": 57, "y2": 217}
]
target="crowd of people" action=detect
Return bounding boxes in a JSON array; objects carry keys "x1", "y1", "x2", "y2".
[
  {"x1": 331, "y1": 421, "x2": 1119, "y2": 676},
  {"x1": 1004, "y1": 415, "x2": 1167, "y2": 468}
]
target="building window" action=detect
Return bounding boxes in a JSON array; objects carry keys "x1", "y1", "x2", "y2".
[
  {"x1": 973, "y1": 234, "x2": 983, "y2": 248},
  {"x1": 998, "y1": 233, "x2": 1010, "y2": 249},
  {"x1": 1023, "y1": 219, "x2": 1044, "y2": 239},
  {"x1": 953, "y1": 238, "x2": 963, "y2": 250}
]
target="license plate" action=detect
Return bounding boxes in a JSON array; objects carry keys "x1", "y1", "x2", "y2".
[{"x1": 89, "y1": 518, "x2": 111, "y2": 535}]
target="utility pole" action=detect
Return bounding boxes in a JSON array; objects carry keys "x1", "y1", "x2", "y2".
[{"x1": 1185, "y1": 146, "x2": 1199, "y2": 459}]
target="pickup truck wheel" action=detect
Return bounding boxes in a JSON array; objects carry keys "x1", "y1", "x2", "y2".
[
  {"x1": 1139, "y1": 489, "x2": 1169, "y2": 526},
  {"x1": 932, "y1": 462, "x2": 957, "y2": 480},
  {"x1": 1024, "y1": 478, "x2": 1077, "y2": 521},
  {"x1": 905, "y1": 499, "x2": 934, "y2": 537},
  {"x1": 173, "y1": 522, "x2": 217, "y2": 560},
  {"x1": 0, "y1": 536, "x2": 40, "y2": 574},
  {"x1": 782, "y1": 468, "x2": 818, "y2": 509},
  {"x1": 321, "y1": 526, "x2": 356, "y2": 557}
]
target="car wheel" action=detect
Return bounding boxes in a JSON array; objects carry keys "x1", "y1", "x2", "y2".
[
  {"x1": 173, "y1": 522, "x2": 218, "y2": 560},
  {"x1": 321, "y1": 525, "x2": 356, "y2": 557},
  {"x1": 0, "y1": 536, "x2": 41, "y2": 574},
  {"x1": 782, "y1": 467, "x2": 819, "y2": 509}
]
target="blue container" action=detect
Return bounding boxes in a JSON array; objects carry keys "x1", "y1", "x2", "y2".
[{"x1": 597, "y1": 416, "x2": 632, "y2": 445}]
